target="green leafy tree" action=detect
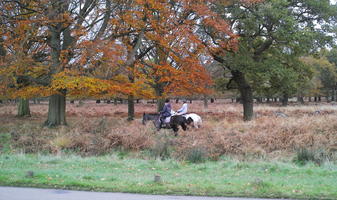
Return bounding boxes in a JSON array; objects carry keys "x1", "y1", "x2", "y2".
[
  {"x1": 302, "y1": 55, "x2": 337, "y2": 101},
  {"x1": 204, "y1": 0, "x2": 336, "y2": 120}
]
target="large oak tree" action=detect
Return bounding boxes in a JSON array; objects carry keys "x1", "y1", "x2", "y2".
[{"x1": 204, "y1": 0, "x2": 337, "y2": 120}]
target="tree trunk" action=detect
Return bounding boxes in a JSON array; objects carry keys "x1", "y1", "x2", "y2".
[
  {"x1": 326, "y1": 95, "x2": 331, "y2": 103},
  {"x1": 241, "y1": 90, "x2": 253, "y2": 121},
  {"x1": 232, "y1": 71, "x2": 253, "y2": 121},
  {"x1": 127, "y1": 61, "x2": 136, "y2": 120},
  {"x1": 157, "y1": 99, "x2": 165, "y2": 112},
  {"x1": 236, "y1": 97, "x2": 242, "y2": 103},
  {"x1": 329, "y1": 90, "x2": 334, "y2": 102},
  {"x1": 46, "y1": 5, "x2": 65, "y2": 127},
  {"x1": 155, "y1": 84, "x2": 165, "y2": 112},
  {"x1": 203, "y1": 95, "x2": 208, "y2": 108},
  {"x1": 282, "y1": 93, "x2": 289, "y2": 106},
  {"x1": 298, "y1": 96, "x2": 304, "y2": 104},
  {"x1": 127, "y1": 95, "x2": 135, "y2": 121},
  {"x1": 17, "y1": 98, "x2": 31, "y2": 117},
  {"x1": 44, "y1": 93, "x2": 66, "y2": 127}
]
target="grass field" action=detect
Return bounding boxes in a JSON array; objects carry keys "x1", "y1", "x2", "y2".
[
  {"x1": 1, "y1": 153, "x2": 337, "y2": 199},
  {"x1": 1, "y1": 100, "x2": 337, "y2": 199}
]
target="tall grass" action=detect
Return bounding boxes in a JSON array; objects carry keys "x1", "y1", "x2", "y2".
[{"x1": 1, "y1": 101, "x2": 337, "y2": 162}]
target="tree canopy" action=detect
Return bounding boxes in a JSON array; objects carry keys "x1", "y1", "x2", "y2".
[
  {"x1": 204, "y1": 0, "x2": 337, "y2": 120},
  {"x1": 1, "y1": 0, "x2": 337, "y2": 124}
]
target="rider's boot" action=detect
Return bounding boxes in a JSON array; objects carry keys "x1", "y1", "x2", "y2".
[{"x1": 159, "y1": 118, "x2": 163, "y2": 128}]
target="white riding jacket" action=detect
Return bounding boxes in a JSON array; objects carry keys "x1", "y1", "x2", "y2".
[{"x1": 177, "y1": 103, "x2": 188, "y2": 115}]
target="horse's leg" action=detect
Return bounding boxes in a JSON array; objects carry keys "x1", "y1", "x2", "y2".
[
  {"x1": 196, "y1": 121, "x2": 201, "y2": 128},
  {"x1": 153, "y1": 120, "x2": 161, "y2": 131},
  {"x1": 196, "y1": 119, "x2": 202, "y2": 128},
  {"x1": 171, "y1": 125, "x2": 179, "y2": 136},
  {"x1": 181, "y1": 123, "x2": 187, "y2": 131}
]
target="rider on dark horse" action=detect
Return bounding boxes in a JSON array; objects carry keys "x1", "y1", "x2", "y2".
[{"x1": 159, "y1": 99, "x2": 172, "y2": 127}]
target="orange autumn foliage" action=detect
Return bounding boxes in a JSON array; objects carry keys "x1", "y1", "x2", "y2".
[
  {"x1": 0, "y1": 0, "x2": 260, "y2": 101},
  {"x1": 98, "y1": 0, "x2": 239, "y2": 98},
  {"x1": 0, "y1": 3, "x2": 50, "y2": 99}
]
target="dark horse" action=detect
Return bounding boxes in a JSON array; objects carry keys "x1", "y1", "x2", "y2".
[
  {"x1": 142, "y1": 113, "x2": 188, "y2": 136},
  {"x1": 142, "y1": 113, "x2": 160, "y2": 125}
]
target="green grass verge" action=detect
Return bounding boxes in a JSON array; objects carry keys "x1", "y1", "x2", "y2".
[{"x1": 0, "y1": 153, "x2": 337, "y2": 199}]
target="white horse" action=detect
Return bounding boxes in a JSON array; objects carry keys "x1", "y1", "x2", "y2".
[{"x1": 183, "y1": 113, "x2": 202, "y2": 128}]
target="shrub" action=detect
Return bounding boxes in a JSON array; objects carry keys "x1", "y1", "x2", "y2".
[
  {"x1": 92, "y1": 117, "x2": 109, "y2": 134},
  {"x1": 294, "y1": 148, "x2": 316, "y2": 165},
  {"x1": 117, "y1": 150, "x2": 129, "y2": 159},
  {"x1": 251, "y1": 178, "x2": 271, "y2": 191},
  {"x1": 50, "y1": 135, "x2": 72, "y2": 153},
  {"x1": 0, "y1": 133, "x2": 11, "y2": 153},
  {"x1": 65, "y1": 120, "x2": 154, "y2": 156},
  {"x1": 150, "y1": 134, "x2": 173, "y2": 160},
  {"x1": 185, "y1": 147, "x2": 208, "y2": 163},
  {"x1": 293, "y1": 148, "x2": 332, "y2": 166},
  {"x1": 11, "y1": 124, "x2": 51, "y2": 153}
]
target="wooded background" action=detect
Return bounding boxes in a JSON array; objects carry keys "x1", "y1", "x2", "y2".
[{"x1": 0, "y1": 0, "x2": 337, "y2": 125}]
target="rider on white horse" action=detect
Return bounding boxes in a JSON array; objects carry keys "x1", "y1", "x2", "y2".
[
  {"x1": 176, "y1": 100, "x2": 188, "y2": 115},
  {"x1": 175, "y1": 100, "x2": 202, "y2": 128}
]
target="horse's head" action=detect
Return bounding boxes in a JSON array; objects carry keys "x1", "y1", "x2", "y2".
[{"x1": 186, "y1": 117, "x2": 193, "y2": 125}]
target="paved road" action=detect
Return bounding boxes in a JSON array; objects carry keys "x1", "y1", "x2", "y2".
[{"x1": 0, "y1": 187, "x2": 286, "y2": 200}]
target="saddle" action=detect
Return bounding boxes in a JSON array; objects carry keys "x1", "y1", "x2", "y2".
[
  {"x1": 163, "y1": 116, "x2": 171, "y2": 124},
  {"x1": 158, "y1": 116, "x2": 171, "y2": 129}
]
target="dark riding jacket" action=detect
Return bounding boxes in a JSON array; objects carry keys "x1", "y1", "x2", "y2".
[{"x1": 160, "y1": 103, "x2": 172, "y2": 118}]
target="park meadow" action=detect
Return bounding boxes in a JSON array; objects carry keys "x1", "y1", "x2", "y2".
[
  {"x1": 1, "y1": 0, "x2": 337, "y2": 199},
  {"x1": 1, "y1": 100, "x2": 337, "y2": 199}
]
